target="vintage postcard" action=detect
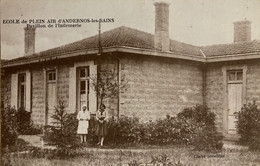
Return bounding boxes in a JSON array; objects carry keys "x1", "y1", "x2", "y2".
[{"x1": 1, "y1": 0, "x2": 260, "y2": 165}]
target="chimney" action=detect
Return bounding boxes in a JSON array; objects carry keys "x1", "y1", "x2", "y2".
[
  {"x1": 233, "y1": 20, "x2": 251, "y2": 43},
  {"x1": 24, "y1": 27, "x2": 36, "y2": 56},
  {"x1": 154, "y1": 1, "x2": 170, "y2": 52}
]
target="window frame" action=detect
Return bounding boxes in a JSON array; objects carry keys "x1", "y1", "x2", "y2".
[
  {"x1": 47, "y1": 70, "x2": 56, "y2": 83},
  {"x1": 18, "y1": 73, "x2": 26, "y2": 109},
  {"x1": 227, "y1": 70, "x2": 243, "y2": 84},
  {"x1": 77, "y1": 66, "x2": 90, "y2": 110}
]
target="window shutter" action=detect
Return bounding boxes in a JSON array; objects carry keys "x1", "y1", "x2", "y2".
[
  {"x1": 26, "y1": 71, "x2": 31, "y2": 111},
  {"x1": 69, "y1": 67, "x2": 76, "y2": 113},
  {"x1": 89, "y1": 64, "x2": 97, "y2": 114},
  {"x1": 11, "y1": 73, "x2": 18, "y2": 109}
]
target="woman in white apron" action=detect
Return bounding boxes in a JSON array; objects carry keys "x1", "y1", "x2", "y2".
[{"x1": 77, "y1": 104, "x2": 90, "y2": 143}]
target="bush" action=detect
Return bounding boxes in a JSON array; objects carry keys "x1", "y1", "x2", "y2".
[
  {"x1": 43, "y1": 103, "x2": 222, "y2": 151},
  {"x1": 143, "y1": 117, "x2": 195, "y2": 145},
  {"x1": 249, "y1": 126, "x2": 260, "y2": 151},
  {"x1": 16, "y1": 107, "x2": 34, "y2": 134},
  {"x1": 106, "y1": 116, "x2": 143, "y2": 145},
  {"x1": 177, "y1": 105, "x2": 216, "y2": 126},
  {"x1": 104, "y1": 114, "x2": 199, "y2": 147},
  {"x1": 26, "y1": 124, "x2": 43, "y2": 135},
  {"x1": 16, "y1": 108, "x2": 43, "y2": 135},
  {"x1": 99, "y1": 105, "x2": 222, "y2": 150},
  {"x1": 1, "y1": 106, "x2": 18, "y2": 149},
  {"x1": 177, "y1": 105, "x2": 223, "y2": 150},
  {"x1": 236, "y1": 101, "x2": 260, "y2": 150},
  {"x1": 192, "y1": 124, "x2": 223, "y2": 151},
  {"x1": 43, "y1": 101, "x2": 81, "y2": 148},
  {"x1": 2, "y1": 138, "x2": 31, "y2": 153}
]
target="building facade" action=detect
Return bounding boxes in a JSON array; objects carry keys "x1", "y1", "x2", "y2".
[{"x1": 1, "y1": 2, "x2": 260, "y2": 139}]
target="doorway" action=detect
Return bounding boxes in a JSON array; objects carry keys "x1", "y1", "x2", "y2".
[
  {"x1": 227, "y1": 70, "x2": 243, "y2": 134},
  {"x1": 46, "y1": 70, "x2": 57, "y2": 125}
]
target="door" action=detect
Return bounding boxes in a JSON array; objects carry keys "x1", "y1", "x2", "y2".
[
  {"x1": 46, "y1": 71, "x2": 57, "y2": 125},
  {"x1": 227, "y1": 70, "x2": 243, "y2": 134},
  {"x1": 228, "y1": 84, "x2": 242, "y2": 134}
]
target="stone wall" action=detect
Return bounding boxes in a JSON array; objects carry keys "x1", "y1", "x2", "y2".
[
  {"x1": 31, "y1": 67, "x2": 45, "y2": 125},
  {"x1": 246, "y1": 59, "x2": 260, "y2": 105},
  {"x1": 205, "y1": 63, "x2": 224, "y2": 131},
  {"x1": 205, "y1": 59, "x2": 260, "y2": 132},
  {"x1": 1, "y1": 70, "x2": 11, "y2": 108},
  {"x1": 120, "y1": 55, "x2": 204, "y2": 121},
  {"x1": 57, "y1": 65, "x2": 70, "y2": 108}
]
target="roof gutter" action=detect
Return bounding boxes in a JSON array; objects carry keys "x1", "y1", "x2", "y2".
[
  {"x1": 2, "y1": 46, "x2": 260, "y2": 68},
  {"x1": 2, "y1": 46, "x2": 206, "y2": 68},
  {"x1": 206, "y1": 52, "x2": 260, "y2": 62}
]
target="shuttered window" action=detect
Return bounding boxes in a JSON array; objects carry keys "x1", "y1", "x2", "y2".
[
  {"x1": 18, "y1": 73, "x2": 26, "y2": 109},
  {"x1": 11, "y1": 71, "x2": 31, "y2": 111}
]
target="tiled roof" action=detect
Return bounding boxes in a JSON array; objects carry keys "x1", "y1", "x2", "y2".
[
  {"x1": 4, "y1": 26, "x2": 260, "y2": 65},
  {"x1": 201, "y1": 40, "x2": 260, "y2": 57},
  {"x1": 6, "y1": 26, "x2": 202, "y2": 63}
]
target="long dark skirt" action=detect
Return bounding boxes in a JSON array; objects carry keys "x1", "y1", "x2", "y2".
[{"x1": 95, "y1": 121, "x2": 107, "y2": 136}]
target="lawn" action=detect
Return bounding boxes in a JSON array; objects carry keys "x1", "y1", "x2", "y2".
[{"x1": 2, "y1": 147, "x2": 259, "y2": 166}]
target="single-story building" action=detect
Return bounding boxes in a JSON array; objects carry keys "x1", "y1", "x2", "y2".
[{"x1": 1, "y1": 2, "x2": 260, "y2": 139}]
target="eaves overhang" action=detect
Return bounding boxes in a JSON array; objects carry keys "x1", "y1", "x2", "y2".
[
  {"x1": 2, "y1": 46, "x2": 260, "y2": 68},
  {"x1": 1, "y1": 46, "x2": 205, "y2": 68},
  {"x1": 205, "y1": 52, "x2": 260, "y2": 63}
]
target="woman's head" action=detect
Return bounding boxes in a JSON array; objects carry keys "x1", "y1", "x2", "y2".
[
  {"x1": 100, "y1": 104, "x2": 106, "y2": 111},
  {"x1": 82, "y1": 104, "x2": 87, "y2": 111},
  {"x1": 100, "y1": 104, "x2": 106, "y2": 113}
]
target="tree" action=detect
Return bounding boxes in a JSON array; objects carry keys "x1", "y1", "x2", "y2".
[
  {"x1": 43, "y1": 101, "x2": 80, "y2": 148},
  {"x1": 89, "y1": 68, "x2": 128, "y2": 111}
]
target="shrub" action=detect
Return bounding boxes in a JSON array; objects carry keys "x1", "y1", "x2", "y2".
[
  {"x1": 1, "y1": 106, "x2": 42, "y2": 152},
  {"x1": 143, "y1": 117, "x2": 195, "y2": 145},
  {"x1": 177, "y1": 105, "x2": 216, "y2": 126},
  {"x1": 1, "y1": 106, "x2": 18, "y2": 149},
  {"x1": 16, "y1": 107, "x2": 43, "y2": 135},
  {"x1": 177, "y1": 105, "x2": 223, "y2": 150},
  {"x1": 236, "y1": 101, "x2": 260, "y2": 150},
  {"x1": 106, "y1": 116, "x2": 143, "y2": 145},
  {"x1": 43, "y1": 101, "x2": 81, "y2": 148},
  {"x1": 104, "y1": 115, "x2": 195, "y2": 146},
  {"x1": 43, "y1": 103, "x2": 222, "y2": 151},
  {"x1": 2, "y1": 138, "x2": 31, "y2": 153},
  {"x1": 16, "y1": 107, "x2": 33, "y2": 134},
  {"x1": 249, "y1": 126, "x2": 260, "y2": 151},
  {"x1": 192, "y1": 123, "x2": 223, "y2": 151},
  {"x1": 25, "y1": 124, "x2": 43, "y2": 135}
]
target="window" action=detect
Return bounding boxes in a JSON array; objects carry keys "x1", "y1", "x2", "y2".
[
  {"x1": 77, "y1": 67, "x2": 90, "y2": 110},
  {"x1": 80, "y1": 81, "x2": 86, "y2": 94},
  {"x1": 18, "y1": 73, "x2": 26, "y2": 108},
  {"x1": 48, "y1": 71, "x2": 56, "y2": 82},
  {"x1": 79, "y1": 68, "x2": 89, "y2": 78},
  {"x1": 228, "y1": 70, "x2": 243, "y2": 82}
]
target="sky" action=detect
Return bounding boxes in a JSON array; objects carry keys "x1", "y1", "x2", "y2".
[{"x1": 1, "y1": 0, "x2": 260, "y2": 60}]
